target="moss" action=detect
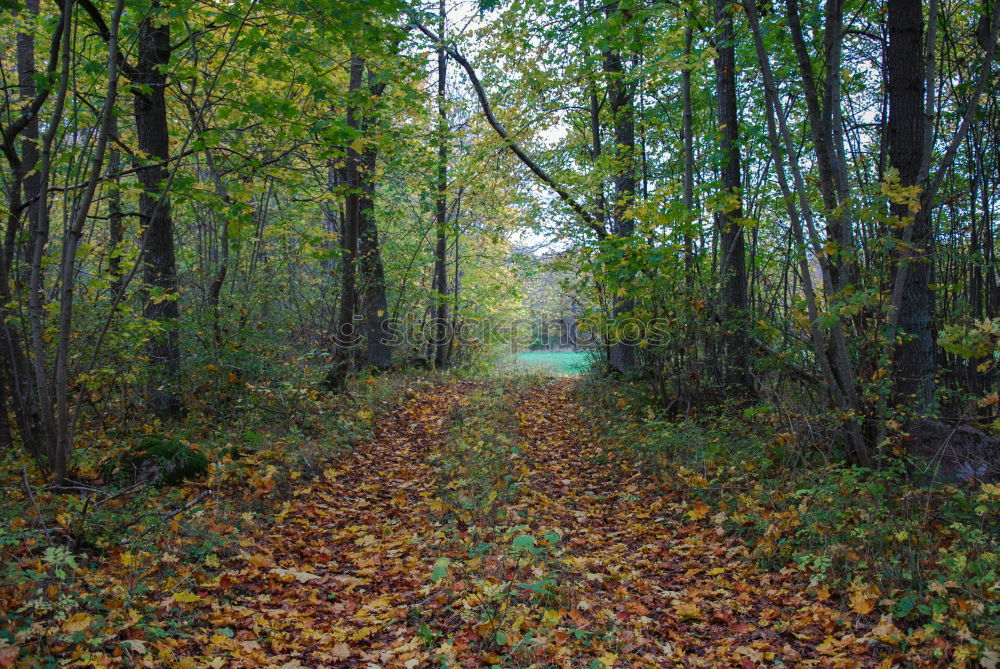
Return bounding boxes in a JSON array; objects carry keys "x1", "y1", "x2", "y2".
[{"x1": 113, "y1": 435, "x2": 210, "y2": 486}]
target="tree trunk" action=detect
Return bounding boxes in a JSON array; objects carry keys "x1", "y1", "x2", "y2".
[
  {"x1": 682, "y1": 16, "x2": 695, "y2": 287},
  {"x1": 107, "y1": 116, "x2": 125, "y2": 300},
  {"x1": 784, "y1": 0, "x2": 856, "y2": 292},
  {"x1": 134, "y1": 9, "x2": 182, "y2": 419},
  {"x1": 605, "y1": 0, "x2": 636, "y2": 374},
  {"x1": 887, "y1": 0, "x2": 936, "y2": 410},
  {"x1": 323, "y1": 56, "x2": 364, "y2": 390},
  {"x1": 358, "y1": 88, "x2": 392, "y2": 370},
  {"x1": 16, "y1": 0, "x2": 42, "y2": 284},
  {"x1": 433, "y1": 0, "x2": 450, "y2": 368},
  {"x1": 713, "y1": 0, "x2": 751, "y2": 392}
]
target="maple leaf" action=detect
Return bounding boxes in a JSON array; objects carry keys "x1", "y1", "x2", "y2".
[
  {"x1": 737, "y1": 646, "x2": 764, "y2": 663},
  {"x1": 674, "y1": 601, "x2": 702, "y2": 620},
  {"x1": 686, "y1": 501, "x2": 710, "y2": 521},
  {"x1": 870, "y1": 615, "x2": 902, "y2": 644},
  {"x1": 331, "y1": 643, "x2": 351, "y2": 660},
  {"x1": 848, "y1": 582, "x2": 879, "y2": 615},
  {"x1": 61, "y1": 613, "x2": 93, "y2": 633},
  {"x1": 122, "y1": 639, "x2": 148, "y2": 654}
]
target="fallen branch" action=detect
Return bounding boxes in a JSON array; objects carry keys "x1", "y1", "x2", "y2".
[
  {"x1": 23, "y1": 465, "x2": 53, "y2": 545},
  {"x1": 123, "y1": 489, "x2": 213, "y2": 545}
]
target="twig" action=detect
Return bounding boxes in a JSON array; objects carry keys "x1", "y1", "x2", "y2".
[
  {"x1": 23, "y1": 464, "x2": 53, "y2": 545},
  {"x1": 123, "y1": 489, "x2": 213, "y2": 545}
]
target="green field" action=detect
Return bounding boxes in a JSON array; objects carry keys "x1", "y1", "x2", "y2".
[{"x1": 514, "y1": 351, "x2": 591, "y2": 374}]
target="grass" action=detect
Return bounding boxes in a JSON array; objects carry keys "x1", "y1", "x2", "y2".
[{"x1": 513, "y1": 351, "x2": 590, "y2": 374}]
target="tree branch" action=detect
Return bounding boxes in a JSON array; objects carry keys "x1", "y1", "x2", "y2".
[{"x1": 409, "y1": 14, "x2": 606, "y2": 240}]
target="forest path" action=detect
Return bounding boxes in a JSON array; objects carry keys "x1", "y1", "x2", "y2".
[{"x1": 183, "y1": 378, "x2": 882, "y2": 668}]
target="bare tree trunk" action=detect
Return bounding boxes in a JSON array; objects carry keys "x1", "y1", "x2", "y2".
[
  {"x1": 0, "y1": 371, "x2": 11, "y2": 451},
  {"x1": 134, "y1": 8, "x2": 182, "y2": 419},
  {"x1": 744, "y1": 0, "x2": 871, "y2": 465},
  {"x1": 784, "y1": 0, "x2": 856, "y2": 292},
  {"x1": 887, "y1": 0, "x2": 935, "y2": 411}
]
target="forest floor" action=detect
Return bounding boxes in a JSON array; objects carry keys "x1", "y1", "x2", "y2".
[{"x1": 157, "y1": 377, "x2": 908, "y2": 668}]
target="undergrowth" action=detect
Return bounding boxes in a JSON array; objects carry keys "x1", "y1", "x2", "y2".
[
  {"x1": 578, "y1": 374, "x2": 1000, "y2": 663},
  {"x1": 0, "y1": 363, "x2": 436, "y2": 667}
]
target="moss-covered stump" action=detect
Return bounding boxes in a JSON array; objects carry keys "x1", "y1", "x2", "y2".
[{"x1": 107, "y1": 435, "x2": 210, "y2": 486}]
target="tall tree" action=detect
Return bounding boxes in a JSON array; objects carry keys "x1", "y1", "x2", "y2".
[
  {"x1": 134, "y1": 6, "x2": 182, "y2": 418},
  {"x1": 359, "y1": 70, "x2": 393, "y2": 371},
  {"x1": 713, "y1": 0, "x2": 751, "y2": 391},
  {"x1": 324, "y1": 55, "x2": 365, "y2": 390},
  {"x1": 604, "y1": 0, "x2": 637, "y2": 374},
  {"x1": 432, "y1": 0, "x2": 450, "y2": 368}
]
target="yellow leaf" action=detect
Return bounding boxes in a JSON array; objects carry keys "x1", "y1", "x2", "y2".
[
  {"x1": 674, "y1": 601, "x2": 702, "y2": 620},
  {"x1": 275, "y1": 501, "x2": 292, "y2": 523},
  {"x1": 61, "y1": 612, "x2": 92, "y2": 633},
  {"x1": 848, "y1": 582, "x2": 878, "y2": 615},
  {"x1": 172, "y1": 591, "x2": 202, "y2": 604},
  {"x1": 598, "y1": 652, "x2": 618, "y2": 667},
  {"x1": 871, "y1": 615, "x2": 902, "y2": 644},
  {"x1": 980, "y1": 483, "x2": 1000, "y2": 498}
]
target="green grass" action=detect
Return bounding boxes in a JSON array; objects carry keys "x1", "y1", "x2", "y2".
[{"x1": 513, "y1": 351, "x2": 590, "y2": 374}]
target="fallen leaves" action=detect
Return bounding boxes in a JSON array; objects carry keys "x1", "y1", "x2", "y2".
[
  {"x1": 8, "y1": 378, "x2": 983, "y2": 667},
  {"x1": 269, "y1": 567, "x2": 322, "y2": 583},
  {"x1": 849, "y1": 581, "x2": 880, "y2": 615}
]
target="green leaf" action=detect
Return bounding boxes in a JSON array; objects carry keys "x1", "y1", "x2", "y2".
[
  {"x1": 893, "y1": 594, "x2": 917, "y2": 618},
  {"x1": 511, "y1": 534, "x2": 536, "y2": 553},
  {"x1": 430, "y1": 556, "x2": 451, "y2": 582}
]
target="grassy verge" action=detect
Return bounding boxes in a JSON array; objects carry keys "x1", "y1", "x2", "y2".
[{"x1": 577, "y1": 374, "x2": 1000, "y2": 664}]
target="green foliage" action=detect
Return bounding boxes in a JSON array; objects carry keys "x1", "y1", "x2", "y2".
[
  {"x1": 110, "y1": 435, "x2": 210, "y2": 487},
  {"x1": 938, "y1": 318, "x2": 1000, "y2": 361}
]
